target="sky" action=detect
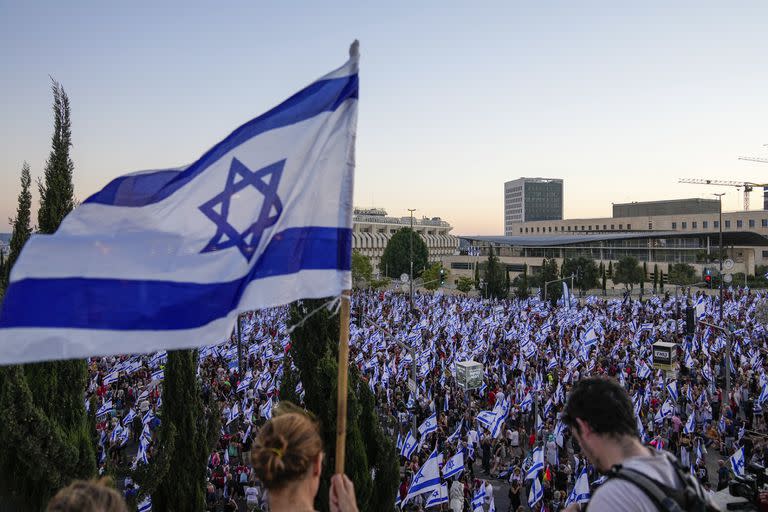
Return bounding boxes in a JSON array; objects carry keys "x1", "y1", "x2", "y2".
[{"x1": 1, "y1": 1, "x2": 767, "y2": 236}]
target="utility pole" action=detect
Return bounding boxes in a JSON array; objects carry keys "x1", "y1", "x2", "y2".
[
  {"x1": 714, "y1": 193, "x2": 730, "y2": 404},
  {"x1": 408, "y1": 208, "x2": 416, "y2": 312}
]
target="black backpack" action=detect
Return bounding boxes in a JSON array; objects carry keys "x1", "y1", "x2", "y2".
[{"x1": 605, "y1": 451, "x2": 720, "y2": 512}]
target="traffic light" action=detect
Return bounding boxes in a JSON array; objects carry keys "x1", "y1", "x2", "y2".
[
  {"x1": 704, "y1": 269, "x2": 712, "y2": 289},
  {"x1": 439, "y1": 268, "x2": 445, "y2": 285}
]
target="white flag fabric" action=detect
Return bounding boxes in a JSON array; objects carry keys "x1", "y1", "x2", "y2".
[
  {"x1": 442, "y1": 448, "x2": 465, "y2": 479},
  {"x1": 565, "y1": 468, "x2": 591, "y2": 507},
  {"x1": 528, "y1": 476, "x2": 543, "y2": 508},
  {"x1": 0, "y1": 47, "x2": 359, "y2": 364},
  {"x1": 525, "y1": 446, "x2": 544, "y2": 480},
  {"x1": 405, "y1": 449, "x2": 441, "y2": 504},
  {"x1": 424, "y1": 481, "x2": 448, "y2": 508},
  {"x1": 730, "y1": 447, "x2": 746, "y2": 477}
]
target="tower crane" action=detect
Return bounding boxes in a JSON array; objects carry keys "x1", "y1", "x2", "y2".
[{"x1": 677, "y1": 179, "x2": 768, "y2": 211}]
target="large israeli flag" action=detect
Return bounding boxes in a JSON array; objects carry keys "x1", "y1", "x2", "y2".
[{"x1": 0, "y1": 45, "x2": 359, "y2": 364}]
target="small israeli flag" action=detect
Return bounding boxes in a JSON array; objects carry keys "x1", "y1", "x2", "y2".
[
  {"x1": 528, "y1": 476, "x2": 543, "y2": 508},
  {"x1": 137, "y1": 496, "x2": 152, "y2": 512},
  {"x1": 730, "y1": 447, "x2": 746, "y2": 477},
  {"x1": 565, "y1": 469, "x2": 591, "y2": 507},
  {"x1": 525, "y1": 446, "x2": 544, "y2": 480},
  {"x1": 0, "y1": 44, "x2": 359, "y2": 364},
  {"x1": 405, "y1": 449, "x2": 441, "y2": 504},
  {"x1": 442, "y1": 448, "x2": 465, "y2": 479}
]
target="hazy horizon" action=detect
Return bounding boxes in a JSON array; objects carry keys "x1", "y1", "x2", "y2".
[{"x1": 2, "y1": 1, "x2": 767, "y2": 236}]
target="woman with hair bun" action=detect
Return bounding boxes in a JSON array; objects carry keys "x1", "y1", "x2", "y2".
[{"x1": 251, "y1": 403, "x2": 358, "y2": 512}]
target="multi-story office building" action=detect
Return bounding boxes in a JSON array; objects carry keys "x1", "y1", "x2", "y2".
[
  {"x1": 352, "y1": 207, "x2": 459, "y2": 272},
  {"x1": 504, "y1": 178, "x2": 563, "y2": 235}
]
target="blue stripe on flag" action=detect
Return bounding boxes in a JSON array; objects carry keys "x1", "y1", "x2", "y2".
[
  {"x1": 85, "y1": 75, "x2": 358, "y2": 207},
  {"x1": 0, "y1": 226, "x2": 351, "y2": 330}
]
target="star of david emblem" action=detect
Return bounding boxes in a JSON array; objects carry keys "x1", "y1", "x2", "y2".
[
  {"x1": 199, "y1": 158, "x2": 285, "y2": 262},
  {"x1": 446, "y1": 460, "x2": 454, "y2": 470}
]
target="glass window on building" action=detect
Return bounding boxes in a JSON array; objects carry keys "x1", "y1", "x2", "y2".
[
  {"x1": 681, "y1": 222, "x2": 687, "y2": 229},
  {"x1": 725, "y1": 220, "x2": 731, "y2": 228},
  {"x1": 611, "y1": 224, "x2": 615, "y2": 230},
  {"x1": 567, "y1": 226, "x2": 571, "y2": 231},
  {"x1": 581, "y1": 226, "x2": 585, "y2": 231},
  {"x1": 603, "y1": 224, "x2": 607, "y2": 230},
  {"x1": 537, "y1": 227, "x2": 540, "y2": 232},
  {"x1": 672, "y1": 222, "x2": 677, "y2": 229},
  {"x1": 692, "y1": 221, "x2": 697, "y2": 228},
  {"x1": 764, "y1": 250, "x2": 768, "y2": 258},
  {"x1": 548, "y1": 226, "x2": 552, "y2": 232},
  {"x1": 749, "y1": 219, "x2": 755, "y2": 228},
  {"x1": 736, "y1": 220, "x2": 743, "y2": 228},
  {"x1": 618, "y1": 224, "x2": 622, "y2": 229},
  {"x1": 714, "y1": 221, "x2": 719, "y2": 228},
  {"x1": 702, "y1": 221, "x2": 708, "y2": 228},
  {"x1": 519, "y1": 228, "x2": 523, "y2": 233},
  {"x1": 648, "y1": 222, "x2": 652, "y2": 229},
  {"x1": 762, "y1": 219, "x2": 768, "y2": 227},
  {"x1": 588, "y1": 225, "x2": 592, "y2": 230},
  {"x1": 627, "y1": 224, "x2": 631, "y2": 230}
]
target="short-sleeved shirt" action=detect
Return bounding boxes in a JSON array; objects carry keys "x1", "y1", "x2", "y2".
[{"x1": 586, "y1": 455, "x2": 680, "y2": 512}]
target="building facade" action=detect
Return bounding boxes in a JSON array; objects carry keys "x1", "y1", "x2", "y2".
[
  {"x1": 504, "y1": 177, "x2": 563, "y2": 235},
  {"x1": 444, "y1": 230, "x2": 768, "y2": 287},
  {"x1": 352, "y1": 208, "x2": 459, "y2": 272},
  {"x1": 612, "y1": 198, "x2": 720, "y2": 218}
]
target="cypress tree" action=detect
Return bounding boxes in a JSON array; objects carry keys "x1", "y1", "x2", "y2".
[
  {"x1": 608, "y1": 261, "x2": 613, "y2": 279},
  {"x1": 601, "y1": 266, "x2": 607, "y2": 296},
  {"x1": 283, "y1": 299, "x2": 399, "y2": 512},
  {"x1": 153, "y1": 349, "x2": 210, "y2": 510},
  {"x1": 3, "y1": 161, "x2": 33, "y2": 288},
  {"x1": 0, "y1": 82, "x2": 95, "y2": 509},
  {"x1": 38, "y1": 80, "x2": 75, "y2": 235}
]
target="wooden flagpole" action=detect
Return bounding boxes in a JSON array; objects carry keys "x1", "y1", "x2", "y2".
[{"x1": 335, "y1": 289, "x2": 351, "y2": 473}]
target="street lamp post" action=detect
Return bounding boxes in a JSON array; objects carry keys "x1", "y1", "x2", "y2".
[
  {"x1": 408, "y1": 208, "x2": 416, "y2": 311},
  {"x1": 713, "y1": 193, "x2": 729, "y2": 404}
]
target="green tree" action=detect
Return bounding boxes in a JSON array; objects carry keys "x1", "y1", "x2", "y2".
[
  {"x1": 3, "y1": 162, "x2": 33, "y2": 289},
  {"x1": 153, "y1": 350, "x2": 211, "y2": 510},
  {"x1": 0, "y1": 82, "x2": 95, "y2": 509},
  {"x1": 561, "y1": 257, "x2": 599, "y2": 295},
  {"x1": 539, "y1": 258, "x2": 561, "y2": 305},
  {"x1": 38, "y1": 80, "x2": 75, "y2": 235},
  {"x1": 351, "y1": 250, "x2": 373, "y2": 287},
  {"x1": 284, "y1": 299, "x2": 399, "y2": 512},
  {"x1": 456, "y1": 276, "x2": 474, "y2": 294},
  {"x1": 421, "y1": 262, "x2": 444, "y2": 291},
  {"x1": 640, "y1": 261, "x2": 648, "y2": 295},
  {"x1": 614, "y1": 256, "x2": 644, "y2": 291},
  {"x1": 484, "y1": 246, "x2": 507, "y2": 299},
  {"x1": 659, "y1": 270, "x2": 665, "y2": 291},
  {"x1": 379, "y1": 228, "x2": 428, "y2": 279},
  {"x1": 607, "y1": 261, "x2": 613, "y2": 279},
  {"x1": 515, "y1": 264, "x2": 529, "y2": 299},
  {"x1": 601, "y1": 265, "x2": 607, "y2": 295},
  {"x1": 474, "y1": 263, "x2": 480, "y2": 290},
  {"x1": 668, "y1": 263, "x2": 697, "y2": 285},
  {"x1": 652, "y1": 263, "x2": 659, "y2": 292}
]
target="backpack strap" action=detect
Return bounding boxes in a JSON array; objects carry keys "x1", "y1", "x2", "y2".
[{"x1": 607, "y1": 464, "x2": 686, "y2": 512}]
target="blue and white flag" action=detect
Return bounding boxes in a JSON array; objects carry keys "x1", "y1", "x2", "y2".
[
  {"x1": 405, "y1": 449, "x2": 441, "y2": 504},
  {"x1": 418, "y1": 412, "x2": 438, "y2": 437},
  {"x1": 730, "y1": 447, "x2": 746, "y2": 477},
  {"x1": 528, "y1": 476, "x2": 543, "y2": 508},
  {"x1": 472, "y1": 484, "x2": 487, "y2": 512},
  {"x1": 683, "y1": 413, "x2": 695, "y2": 435},
  {"x1": 442, "y1": 448, "x2": 465, "y2": 479},
  {"x1": 562, "y1": 281, "x2": 571, "y2": 310},
  {"x1": 400, "y1": 431, "x2": 418, "y2": 460},
  {"x1": 424, "y1": 482, "x2": 448, "y2": 508},
  {"x1": 666, "y1": 380, "x2": 678, "y2": 402},
  {"x1": 758, "y1": 383, "x2": 768, "y2": 405},
  {"x1": 525, "y1": 446, "x2": 544, "y2": 480},
  {"x1": 0, "y1": 45, "x2": 360, "y2": 364},
  {"x1": 446, "y1": 421, "x2": 462, "y2": 443},
  {"x1": 565, "y1": 469, "x2": 591, "y2": 507},
  {"x1": 137, "y1": 496, "x2": 152, "y2": 512}
]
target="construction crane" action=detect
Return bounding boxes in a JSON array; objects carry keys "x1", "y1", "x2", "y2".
[{"x1": 677, "y1": 178, "x2": 768, "y2": 210}]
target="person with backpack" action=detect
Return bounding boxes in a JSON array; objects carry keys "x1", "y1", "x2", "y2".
[{"x1": 562, "y1": 377, "x2": 718, "y2": 512}]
